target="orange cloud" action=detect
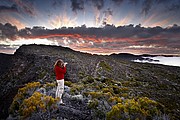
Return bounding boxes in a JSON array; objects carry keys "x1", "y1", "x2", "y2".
[{"x1": 0, "y1": 15, "x2": 26, "y2": 29}]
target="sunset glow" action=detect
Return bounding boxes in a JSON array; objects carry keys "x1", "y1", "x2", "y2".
[{"x1": 0, "y1": 0, "x2": 180, "y2": 55}]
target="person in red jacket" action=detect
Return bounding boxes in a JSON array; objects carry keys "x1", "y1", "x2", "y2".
[{"x1": 54, "y1": 59, "x2": 67, "y2": 105}]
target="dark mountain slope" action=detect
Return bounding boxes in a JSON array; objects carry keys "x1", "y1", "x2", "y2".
[
  {"x1": 0, "y1": 53, "x2": 13, "y2": 75},
  {"x1": 0, "y1": 44, "x2": 180, "y2": 119}
]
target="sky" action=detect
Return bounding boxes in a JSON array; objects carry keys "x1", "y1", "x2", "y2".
[{"x1": 0, "y1": 0, "x2": 180, "y2": 55}]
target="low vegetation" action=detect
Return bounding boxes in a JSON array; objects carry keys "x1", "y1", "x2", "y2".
[{"x1": 9, "y1": 82, "x2": 59, "y2": 119}]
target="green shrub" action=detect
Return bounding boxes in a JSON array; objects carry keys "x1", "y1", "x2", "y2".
[
  {"x1": 99, "y1": 61, "x2": 112, "y2": 72},
  {"x1": 10, "y1": 82, "x2": 41, "y2": 114},
  {"x1": 10, "y1": 82, "x2": 59, "y2": 119},
  {"x1": 82, "y1": 76, "x2": 95, "y2": 84},
  {"x1": 88, "y1": 99, "x2": 99, "y2": 109},
  {"x1": 85, "y1": 91, "x2": 103, "y2": 99},
  {"x1": 64, "y1": 81, "x2": 73, "y2": 87},
  {"x1": 102, "y1": 87, "x2": 112, "y2": 93},
  {"x1": 108, "y1": 97, "x2": 122, "y2": 104},
  {"x1": 19, "y1": 92, "x2": 58, "y2": 118},
  {"x1": 84, "y1": 91, "x2": 112, "y2": 100},
  {"x1": 70, "y1": 84, "x2": 84, "y2": 94},
  {"x1": 43, "y1": 82, "x2": 56, "y2": 90},
  {"x1": 106, "y1": 97, "x2": 163, "y2": 120}
]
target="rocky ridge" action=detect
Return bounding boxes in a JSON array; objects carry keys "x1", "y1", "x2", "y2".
[{"x1": 0, "y1": 44, "x2": 180, "y2": 119}]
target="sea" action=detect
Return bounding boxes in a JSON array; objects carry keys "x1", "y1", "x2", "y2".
[{"x1": 133, "y1": 56, "x2": 180, "y2": 67}]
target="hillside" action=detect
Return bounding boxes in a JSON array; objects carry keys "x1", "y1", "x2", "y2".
[
  {"x1": 0, "y1": 44, "x2": 180, "y2": 119},
  {"x1": 0, "y1": 53, "x2": 13, "y2": 75}
]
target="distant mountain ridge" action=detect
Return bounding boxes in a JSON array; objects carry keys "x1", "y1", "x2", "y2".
[
  {"x1": 110, "y1": 53, "x2": 178, "y2": 61},
  {"x1": 0, "y1": 44, "x2": 180, "y2": 119}
]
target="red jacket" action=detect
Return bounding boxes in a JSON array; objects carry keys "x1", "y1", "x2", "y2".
[{"x1": 54, "y1": 66, "x2": 66, "y2": 80}]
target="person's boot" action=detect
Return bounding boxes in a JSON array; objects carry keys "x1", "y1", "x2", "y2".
[{"x1": 59, "y1": 98, "x2": 65, "y2": 105}]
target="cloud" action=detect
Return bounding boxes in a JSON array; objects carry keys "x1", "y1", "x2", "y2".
[
  {"x1": 0, "y1": 23, "x2": 18, "y2": 40},
  {"x1": 102, "y1": 8, "x2": 113, "y2": 25},
  {"x1": 168, "y1": 4, "x2": 180, "y2": 11},
  {"x1": 2, "y1": 23, "x2": 180, "y2": 42},
  {"x1": 129, "y1": 0, "x2": 139, "y2": 5},
  {"x1": 0, "y1": 23, "x2": 180, "y2": 55},
  {"x1": 52, "y1": 0, "x2": 63, "y2": 8},
  {"x1": 71, "y1": 0, "x2": 84, "y2": 13},
  {"x1": 141, "y1": 0, "x2": 154, "y2": 15},
  {"x1": 0, "y1": 15, "x2": 26, "y2": 29},
  {"x1": 156, "y1": 0, "x2": 169, "y2": 4},
  {"x1": 140, "y1": 0, "x2": 180, "y2": 15},
  {"x1": 0, "y1": 4, "x2": 18, "y2": 13},
  {"x1": 112, "y1": 0, "x2": 124, "y2": 5},
  {"x1": 91, "y1": 0, "x2": 104, "y2": 10},
  {"x1": 5, "y1": 0, "x2": 36, "y2": 16}
]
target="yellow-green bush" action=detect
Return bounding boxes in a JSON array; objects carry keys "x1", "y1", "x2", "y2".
[
  {"x1": 94, "y1": 85, "x2": 101, "y2": 90},
  {"x1": 10, "y1": 81, "x2": 59, "y2": 119},
  {"x1": 106, "y1": 97, "x2": 162, "y2": 120},
  {"x1": 43, "y1": 82, "x2": 56, "y2": 89},
  {"x1": 99, "y1": 61, "x2": 112, "y2": 72},
  {"x1": 84, "y1": 91, "x2": 103, "y2": 99},
  {"x1": 10, "y1": 82, "x2": 41, "y2": 114},
  {"x1": 108, "y1": 97, "x2": 122, "y2": 104},
  {"x1": 64, "y1": 81, "x2": 73, "y2": 87},
  {"x1": 102, "y1": 87, "x2": 113, "y2": 93},
  {"x1": 112, "y1": 86, "x2": 129, "y2": 94},
  {"x1": 84, "y1": 91, "x2": 112, "y2": 100},
  {"x1": 121, "y1": 93, "x2": 128, "y2": 98},
  {"x1": 88, "y1": 99, "x2": 99, "y2": 109},
  {"x1": 103, "y1": 92, "x2": 113, "y2": 100},
  {"x1": 19, "y1": 92, "x2": 58, "y2": 118},
  {"x1": 70, "y1": 84, "x2": 84, "y2": 94}
]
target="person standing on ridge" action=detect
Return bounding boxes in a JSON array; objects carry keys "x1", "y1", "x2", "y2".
[{"x1": 54, "y1": 59, "x2": 67, "y2": 105}]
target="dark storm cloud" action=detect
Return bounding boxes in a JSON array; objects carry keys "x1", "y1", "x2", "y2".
[
  {"x1": 1, "y1": 24, "x2": 180, "y2": 42},
  {"x1": 0, "y1": 4, "x2": 18, "y2": 13},
  {"x1": 140, "y1": 0, "x2": 180, "y2": 15},
  {"x1": 129, "y1": 0, "x2": 139, "y2": 5},
  {"x1": 104, "y1": 8, "x2": 113, "y2": 16},
  {"x1": 111, "y1": 0, "x2": 180, "y2": 15},
  {"x1": 3, "y1": 0, "x2": 36, "y2": 16},
  {"x1": 110, "y1": 0, "x2": 152, "y2": 15},
  {"x1": 1, "y1": 22, "x2": 179, "y2": 42},
  {"x1": 70, "y1": 0, "x2": 104, "y2": 13},
  {"x1": 168, "y1": 4, "x2": 180, "y2": 11},
  {"x1": 102, "y1": 8, "x2": 113, "y2": 25},
  {"x1": 0, "y1": 23, "x2": 18, "y2": 40},
  {"x1": 91, "y1": 0, "x2": 104, "y2": 10},
  {"x1": 17, "y1": 0, "x2": 35, "y2": 16},
  {"x1": 156, "y1": 0, "x2": 169, "y2": 4},
  {"x1": 52, "y1": 0, "x2": 63, "y2": 7},
  {"x1": 0, "y1": 23, "x2": 180, "y2": 55},
  {"x1": 141, "y1": 0, "x2": 154, "y2": 15},
  {"x1": 71, "y1": 0, "x2": 84, "y2": 13},
  {"x1": 111, "y1": 0, "x2": 124, "y2": 5}
]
